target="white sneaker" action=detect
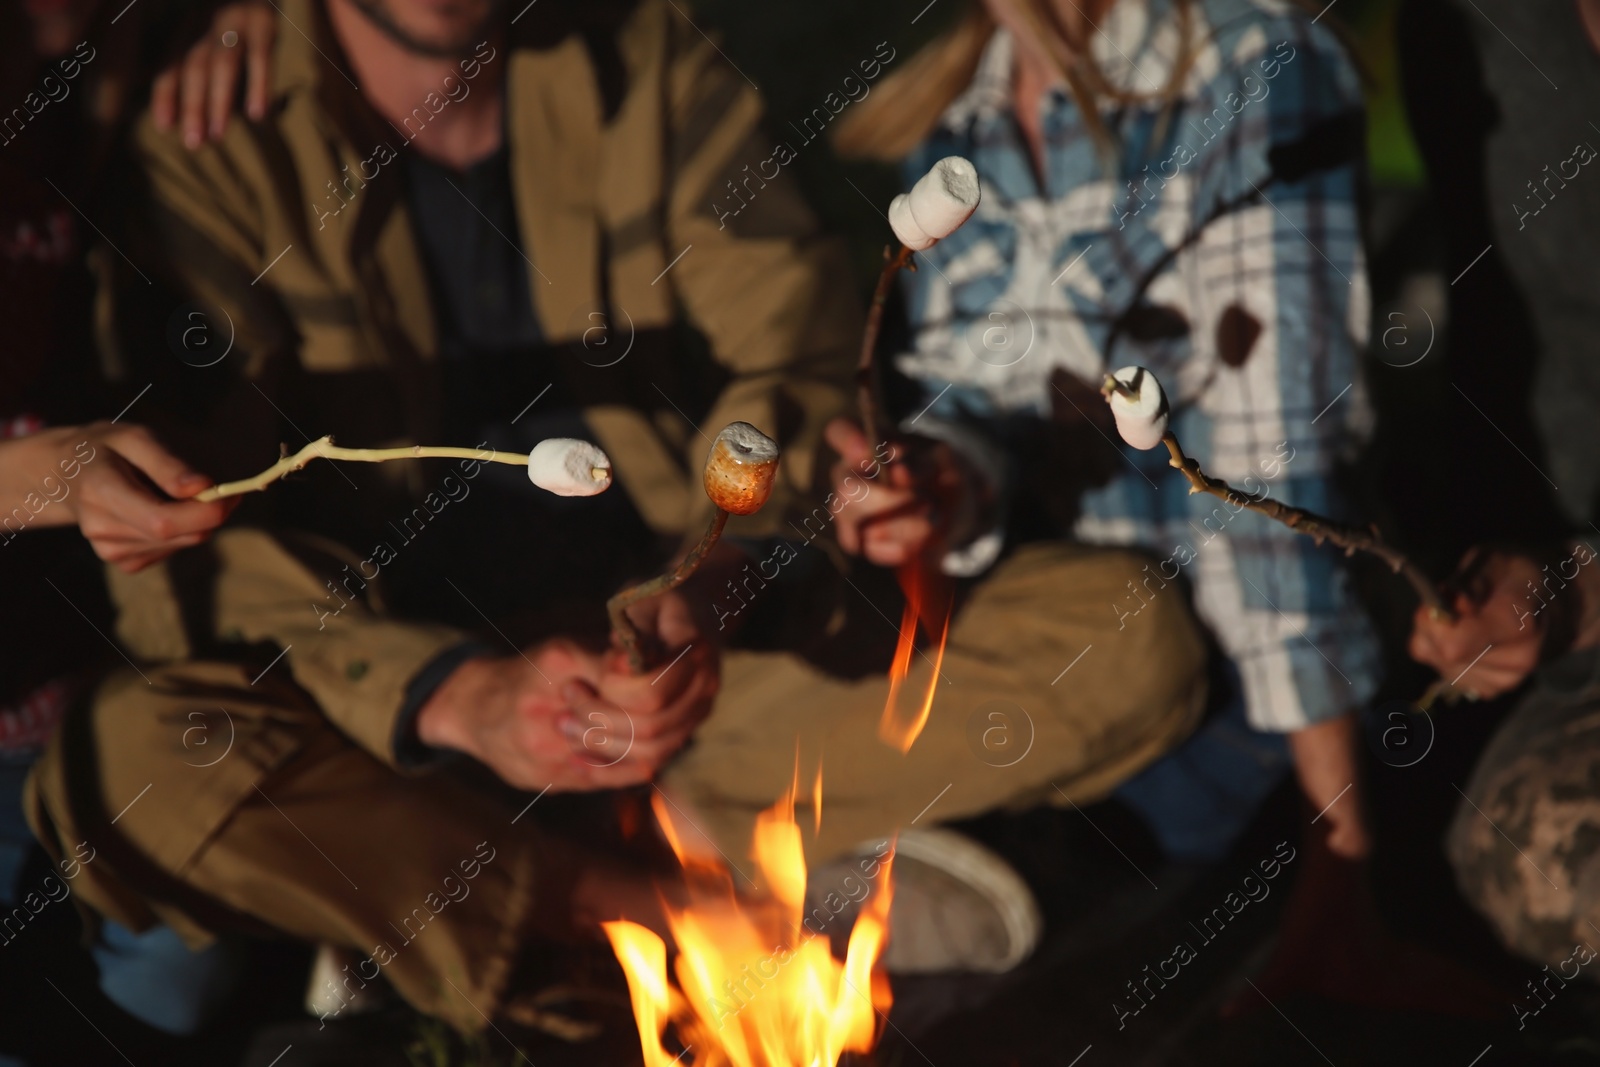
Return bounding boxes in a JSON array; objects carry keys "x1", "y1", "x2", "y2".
[
  {"x1": 303, "y1": 943, "x2": 387, "y2": 1020},
  {"x1": 807, "y1": 827, "x2": 1042, "y2": 975}
]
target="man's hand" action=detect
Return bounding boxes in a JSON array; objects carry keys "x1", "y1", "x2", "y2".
[
  {"x1": 152, "y1": 2, "x2": 277, "y2": 148},
  {"x1": 826, "y1": 418, "x2": 971, "y2": 568},
  {"x1": 566, "y1": 590, "x2": 720, "y2": 780},
  {"x1": 2, "y1": 424, "x2": 234, "y2": 572},
  {"x1": 415, "y1": 641, "x2": 612, "y2": 791},
  {"x1": 416, "y1": 594, "x2": 720, "y2": 791},
  {"x1": 1409, "y1": 549, "x2": 1546, "y2": 700},
  {"x1": 565, "y1": 634, "x2": 720, "y2": 782}
]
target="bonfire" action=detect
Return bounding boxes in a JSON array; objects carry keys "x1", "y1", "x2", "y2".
[
  {"x1": 597, "y1": 155, "x2": 981, "y2": 1067},
  {"x1": 604, "y1": 789, "x2": 893, "y2": 1067},
  {"x1": 206, "y1": 157, "x2": 988, "y2": 1065}
]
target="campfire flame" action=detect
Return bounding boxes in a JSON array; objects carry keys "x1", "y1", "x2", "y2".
[
  {"x1": 603, "y1": 790, "x2": 894, "y2": 1067},
  {"x1": 878, "y1": 566, "x2": 952, "y2": 754}
]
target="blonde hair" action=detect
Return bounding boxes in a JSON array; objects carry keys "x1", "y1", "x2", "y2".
[{"x1": 834, "y1": 0, "x2": 1198, "y2": 162}]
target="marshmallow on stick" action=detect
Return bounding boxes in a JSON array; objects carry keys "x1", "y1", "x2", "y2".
[
  {"x1": 607, "y1": 422, "x2": 780, "y2": 673},
  {"x1": 527, "y1": 438, "x2": 613, "y2": 496},
  {"x1": 860, "y1": 156, "x2": 982, "y2": 443},
  {"x1": 1099, "y1": 365, "x2": 1446, "y2": 620},
  {"x1": 1104, "y1": 366, "x2": 1170, "y2": 450},
  {"x1": 888, "y1": 156, "x2": 982, "y2": 250},
  {"x1": 194, "y1": 436, "x2": 611, "y2": 502}
]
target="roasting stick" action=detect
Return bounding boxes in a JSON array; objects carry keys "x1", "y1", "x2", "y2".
[
  {"x1": 856, "y1": 244, "x2": 916, "y2": 446},
  {"x1": 607, "y1": 422, "x2": 780, "y2": 674},
  {"x1": 1101, "y1": 366, "x2": 1460, "y2": 709},
  {"x1": 194, "y1": 435, "x2": 612, "y2": 501}
]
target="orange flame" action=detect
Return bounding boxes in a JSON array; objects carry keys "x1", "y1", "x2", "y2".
[
  {"x1": 603, "y1": 789, "x2": 894, "y2": 1067},
  {"x1": 878, "y1": 565, "x2": 953, "y2": 753},
  {"x1": 811, "y1": 758, "x2": 824, "y2": 838}
]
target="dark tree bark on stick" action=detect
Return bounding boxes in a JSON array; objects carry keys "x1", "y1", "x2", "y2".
[
  {"x1": 856, "y1": 244, "x2": 915, "y2": 446},
  {"x1": 1156, "y1": 430, "x2": 1448, "y2": 620},
  {"x1": 607, "y1": 510, "x2": 729, "y2": 674}
]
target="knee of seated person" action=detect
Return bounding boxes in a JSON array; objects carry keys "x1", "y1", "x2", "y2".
[
  {"x1": 1023, "y1": 546, "x2": 1206, "y2": 694},
  {"x1": 94, "y1": 921, "x2": 241, "y2": 1035},
  {"x1": 1103, "y1": 559, "x2": 1207, "y2": 693},
  {"x1": 88, "y1": 660, "x2": 311, "y2": 789},
  {"x1": 1446, "y1": 769, "x2": 1595, "y2": 968}
]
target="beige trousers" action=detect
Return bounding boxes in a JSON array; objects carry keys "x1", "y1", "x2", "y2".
[
  {"x1": 27, "y1": 541, "x2": 1206, "y2": 1030},
  {"x1": 662, "y1": 542, "x2": 1209, "y2": 867}
]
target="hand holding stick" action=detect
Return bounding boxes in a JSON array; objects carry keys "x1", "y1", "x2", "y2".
[
  {"x1": 607, "y1": 423, "x2": 780, "y2": 674},
  {"x1": 194, "y1": 435, "x2": 613, "y2": 500}
]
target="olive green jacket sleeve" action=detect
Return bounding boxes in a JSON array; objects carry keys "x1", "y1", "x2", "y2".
[{"x1": 108, "y1": 529, "x2": 468, "y2": 769}]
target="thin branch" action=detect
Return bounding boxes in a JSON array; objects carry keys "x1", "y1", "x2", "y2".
[
  {"x1": 856, "y1": 243, "x2": 915, "y2": 444},
  {"x1": 1104, "y1": 374, "x2": 1459, "y2": 707},
  {"x1": 607, "y1": 510, "x2": 729, "y2": 673},
  {"x1": 1157, "y1": 429, "x2": 1448, "y2": 617},
  {"x1": 194, "y1": 436, "x2": 541, "y2": 501}
]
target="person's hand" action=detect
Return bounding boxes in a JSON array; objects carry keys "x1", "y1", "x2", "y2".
[
  {"x1": 569, "y1": 590, "x2": 721, "y2": 781},
  {"x1": 3, "y1": 423, "x2": 234, "y2": 572},
  {"x1": 71, "y1": 424, "x2": 235, "y2": 572},
  {"x1": 152, "y1": 2, "x2": 277, "y2": 149},
  {"x1": 1409, "y1": 548, "x2": 1545, "y2": 700},
  {"x1": 827, "y1": 418, "x2": 926, "y2": 566},
  {"x1": 1287, "y1": 714, "x2": 1369, "y2": 860},
  {"x1": 629, "y1": 589, "x2": 698, "y2": 647},
  {"x1": 416, "y1": 641, "x2": 618, "y2": 791},
  {"x1": 565, "y1": 635, "x2": 720, "y2": 782},
  {"x1": 416, "y1": 607, "x2": 720, "y2": 791},
  {"x1": 826, "y1": 418, "x2": 972, "y2": 568}
]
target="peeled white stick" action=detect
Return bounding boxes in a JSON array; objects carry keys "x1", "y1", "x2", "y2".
[
  {"x1": 889, "y1": 155, "x2": 980, "y2": 250},
  {"x1": 527, "y1": 438, "x2": 612, "y2": 497},
  {"x1": 195, "y1": 436, "x2": 614, "y2": 501},
  {"x1": 1104, "y1": 366, "x2": 1170, "y2": 450}
]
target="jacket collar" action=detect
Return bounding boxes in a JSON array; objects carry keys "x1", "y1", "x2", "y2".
[
  {"x1": 268, "y1": 0, "x2": 617, "y2": 344},
  {"x1": 270, "y1": 0, "x2": 335, "y2": 104}
]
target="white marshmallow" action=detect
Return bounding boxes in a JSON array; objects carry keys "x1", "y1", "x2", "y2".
[
  {"x1": 527, "y1": 438, "x2": 612, "y2": 496},
  {"x1": 889, "y1": 194, "x2": 936, "y2": 251},
  {"x1": 907, "y1": 156, "x2": 980, "y2": 241},
  {"x1": 1106, "y1": 366, "x2": 1170, "y2": 451},
  {"x1": 889, "y1": 156, "x2": 980, "y2": 250}
]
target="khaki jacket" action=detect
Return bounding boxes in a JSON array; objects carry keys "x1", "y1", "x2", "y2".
[
  {"x1": 122, "y1": 0, "x2": 857, "y2": 520},
  {"x1": 97, "y1": 0, "x2": 859, "y2": 765}
]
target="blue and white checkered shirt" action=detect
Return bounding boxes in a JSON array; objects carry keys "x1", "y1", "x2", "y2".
[{"x1": 896, "y1": 0, "x2": 1379, "y2": 731}]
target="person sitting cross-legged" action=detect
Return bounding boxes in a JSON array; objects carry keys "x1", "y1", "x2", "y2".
[{"x1": 26, "y1": 0, "x2": 1219, "y2": 1038}]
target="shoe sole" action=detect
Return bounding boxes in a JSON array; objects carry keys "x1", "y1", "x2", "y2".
[{"x1": 864, "y1": 827, "x2": 1043, "y2": 975}]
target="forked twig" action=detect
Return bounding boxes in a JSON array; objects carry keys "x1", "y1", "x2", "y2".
[
  {"x1": 607, "y1": 510, "x2": 730, "y2": 674},
  {"x1": 1101, "y1": 373, "x2": 1446, "y2": 619},
  {"x1": 1155, "y1": 429, "x2": 1447, "y2": 619}
]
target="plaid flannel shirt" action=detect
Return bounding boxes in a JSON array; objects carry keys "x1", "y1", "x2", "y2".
[{"x1": 896, "y1": 0, "x2": 1379, "y2": 731}]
